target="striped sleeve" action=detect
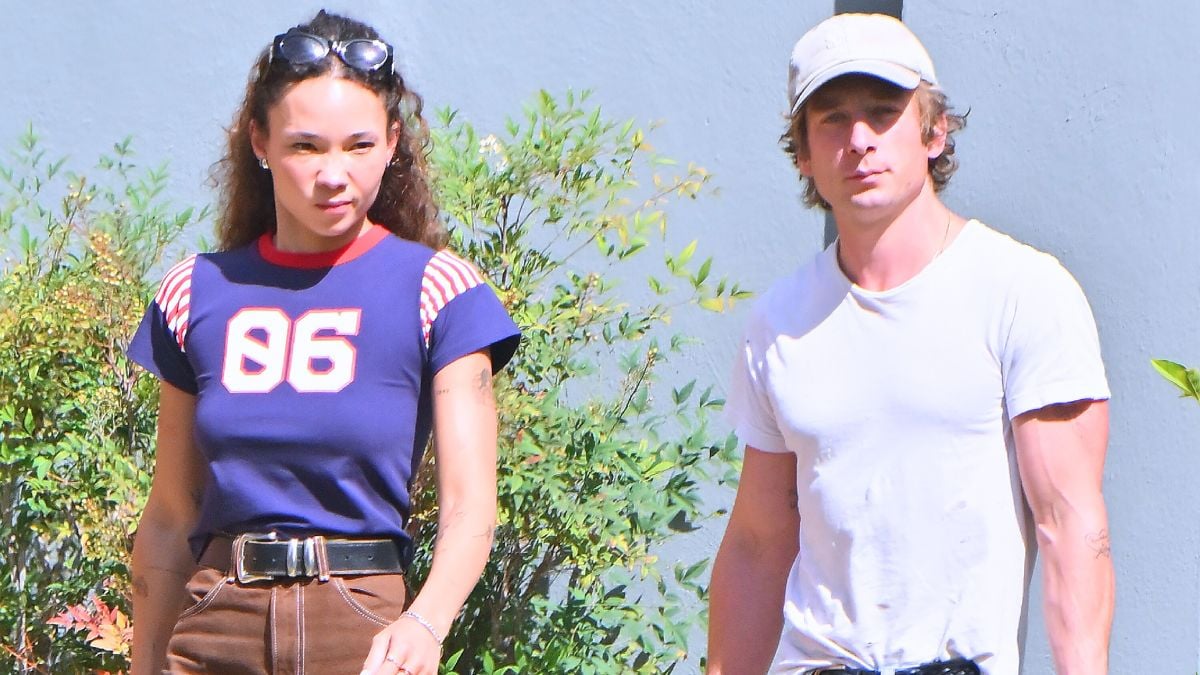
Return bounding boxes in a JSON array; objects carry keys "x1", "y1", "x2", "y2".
[
  {"x1": 153, "y1": 255, "x2": 197, "y2": 352},
  {"x1": 420, "y1": 250, "x2": 484, "y2": 347}
]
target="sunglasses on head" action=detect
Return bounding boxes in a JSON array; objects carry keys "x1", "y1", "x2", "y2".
[{"x1": 270, "y1": 31, "x2": 393, "y2": 74}]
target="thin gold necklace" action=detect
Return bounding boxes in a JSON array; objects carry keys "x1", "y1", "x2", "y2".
[{"x1": 934, "y1": 215, "x2": 952, "y2": 259}]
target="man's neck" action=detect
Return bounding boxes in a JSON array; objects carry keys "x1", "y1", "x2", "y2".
[{"x1": 832, "y1": 189, "x2": 962, "y2": 292}]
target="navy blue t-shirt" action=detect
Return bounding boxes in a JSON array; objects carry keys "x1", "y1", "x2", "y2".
[{"x1": 129, "y1": 225, "x2": 520, "y2": 558}]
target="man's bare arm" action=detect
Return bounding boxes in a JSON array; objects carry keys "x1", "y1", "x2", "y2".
[
  {"x1": 1013, "y1": 399, "x2": 1112, "y2": 675},
  {"x1": 708, "y1": 447, "x2": 800, "y2": 674}
]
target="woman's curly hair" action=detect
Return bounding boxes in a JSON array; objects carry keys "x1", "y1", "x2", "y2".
[{"x1": 213, "y1": 10, "x2": 445, "y2": 251}]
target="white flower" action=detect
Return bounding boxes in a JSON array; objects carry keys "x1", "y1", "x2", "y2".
[
  {"x1": 477, "y1": 134, "x2": 508, "y2": 169},
  {"x1": 478, "y1": 134, "x2": 501, "y2": 155}
]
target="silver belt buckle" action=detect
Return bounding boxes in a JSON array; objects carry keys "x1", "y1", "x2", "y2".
[
  {"x1": 232, "y1": 532, "x2": 277, "y2": 584},
  {"x1": 284, "y1": 537, "x2": 320, "y2": 577}
]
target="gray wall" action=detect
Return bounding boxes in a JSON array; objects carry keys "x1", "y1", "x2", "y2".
[{"x1": 3, "y1": 2, "x2": 1197, "y2": 672}]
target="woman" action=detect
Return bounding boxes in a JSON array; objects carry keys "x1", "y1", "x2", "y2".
[{"x1": 128, "y1": 11, "x2": 519, "y2": 675}]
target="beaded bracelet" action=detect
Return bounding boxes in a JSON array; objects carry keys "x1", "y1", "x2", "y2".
[{"x1": 401, "y1": 610, "x2": 445, "y2": 645}]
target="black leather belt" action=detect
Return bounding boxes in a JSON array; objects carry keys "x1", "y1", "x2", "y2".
[
  {"x1": 815, "y1": 659, "x2": 979, "y2": 675},
  {"x1": 200, "y1": 534, "x2": 412, "y2": 583}
]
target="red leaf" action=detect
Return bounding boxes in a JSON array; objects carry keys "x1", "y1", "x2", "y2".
[{"x1": 46, "y1": 611, "x2": 76, "y2": 629}]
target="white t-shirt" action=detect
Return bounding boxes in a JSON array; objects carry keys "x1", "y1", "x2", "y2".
[{"x1": 726, "y1": 220, "x2": 1109, "y2": 675}]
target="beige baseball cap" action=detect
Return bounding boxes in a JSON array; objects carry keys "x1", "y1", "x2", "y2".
[{"x1": 788, "y1": 13, "x2": 939, "y2": 114}]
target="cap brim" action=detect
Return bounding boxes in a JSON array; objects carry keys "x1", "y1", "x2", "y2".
[{"x1": 790, "y1": 60, "x2": 923, "y2": 113}]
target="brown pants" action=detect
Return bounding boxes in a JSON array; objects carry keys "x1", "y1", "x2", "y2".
[{"x1": 166, "y1": 567, "x2": 408, "y2": 674}]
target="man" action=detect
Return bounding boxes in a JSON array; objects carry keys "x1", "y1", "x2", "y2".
[{"x1": 708, "y1": 13, "x2": 1112, "y2": 675}]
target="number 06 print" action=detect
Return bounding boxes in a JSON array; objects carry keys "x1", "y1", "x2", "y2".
[{"x1": 221, "y1": 308, "x2": 362, "y2": 393}]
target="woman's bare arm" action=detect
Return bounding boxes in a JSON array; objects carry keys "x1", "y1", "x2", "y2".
[
  {"x1": 362, "y1": 349, "x2": 498, "y2": 675},
  {"x1": 130, "y1": 382, "x2": 207, "y2": 675}
]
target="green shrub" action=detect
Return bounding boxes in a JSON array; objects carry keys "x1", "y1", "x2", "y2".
[
  {"x1": 0, "y1": 91, "x2": 744, "y2": 673},
  {"x1": 0, "y1": 128, "x2": 205, "y2": 672},
  {"x1": 412, "y1": 90, "x2": 745, "y2": 673}
]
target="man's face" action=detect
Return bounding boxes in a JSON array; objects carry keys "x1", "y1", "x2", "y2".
[{"x1": 797, "y1": 75, "x2": 945, "y2": 217}]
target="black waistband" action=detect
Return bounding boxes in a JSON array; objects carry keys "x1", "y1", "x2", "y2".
[
  {"x1": 200, "y1": 534, "x2": 413, "y2": 583},
  {"x1": 816, "y1": 658, "x2": 980, "y2": 675}
]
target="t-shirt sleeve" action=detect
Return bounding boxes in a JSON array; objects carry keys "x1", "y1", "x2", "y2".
[
  {"x1": 725, "y1": 306, "x2": 789, "y2": 454},
  {"x1": 127, "y1": 256, "x2": 199, "y2": 394},
  {"x1": 421, "y1": 250, "x2": 521, "y2": 375},
  {"x1": 1002, "y1": 255, "x2": 1110, "y2": 418}
]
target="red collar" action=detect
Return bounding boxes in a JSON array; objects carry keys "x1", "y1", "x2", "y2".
[{"x1": 257, "y1": 224, "x2": 389, "y2": 269}]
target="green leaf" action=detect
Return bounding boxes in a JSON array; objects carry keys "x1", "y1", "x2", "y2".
[
  {"x1": 675, "y1": 558, "x2": 708, "y2": 584},
  {"x1": 1187, "y1": 370, "x2": 1200, "y2": 401},
  {"x1": 695, "y1": 257, "x2": 712, "y2": 285},
  {"x1": 676, "y1": 239, "x2": 697, "y2": 266},
  {"x1": 645, "y1": 460, "x2": 675, "y2": 479},
  {"x1": 1152, "y1": 358, "x2": 1200, "y2": 399}
]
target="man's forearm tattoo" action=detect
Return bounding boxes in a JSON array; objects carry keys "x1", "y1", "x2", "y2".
[{"x1": 1086, "y1": 529, "x2": 1112, "y2": 559}]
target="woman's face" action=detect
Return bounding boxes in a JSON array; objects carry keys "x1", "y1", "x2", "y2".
[{"x1": 251, "y1": 75, "x2": 397, "y2": 253}]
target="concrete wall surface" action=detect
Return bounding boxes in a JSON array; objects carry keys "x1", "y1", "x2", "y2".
[{"x1": 2, "y1": 2, "x2": 1197, "y2": 672}]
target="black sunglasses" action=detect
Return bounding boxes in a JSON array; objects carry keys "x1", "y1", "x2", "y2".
[{"x1": 270, "y1": 31, "x2": 393, "y2": 73}]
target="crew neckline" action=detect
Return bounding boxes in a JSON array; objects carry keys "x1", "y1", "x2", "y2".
[
  {"x1": 831, "y1": 219, "x2": 980, "y2": 299},
  {"x1": 257, "y1": 224, "x2": 390, "y2": 269}
]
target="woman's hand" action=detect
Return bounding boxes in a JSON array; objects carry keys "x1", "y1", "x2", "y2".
[{"x1": 360, "y1": 614, "x2": 443, "y2": 675}]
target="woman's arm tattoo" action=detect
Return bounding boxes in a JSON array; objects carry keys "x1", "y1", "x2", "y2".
[
  {"x1": 432, "y1": 367, "x2": 492, "y2": 401},
  {"x1": 475, "y1": 367, "x2": 492, "y2": 403}
]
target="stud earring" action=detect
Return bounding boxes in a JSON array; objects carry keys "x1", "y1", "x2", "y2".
[{"x1": 259, "y1": 157, "x2": 269, "y2": 170}]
